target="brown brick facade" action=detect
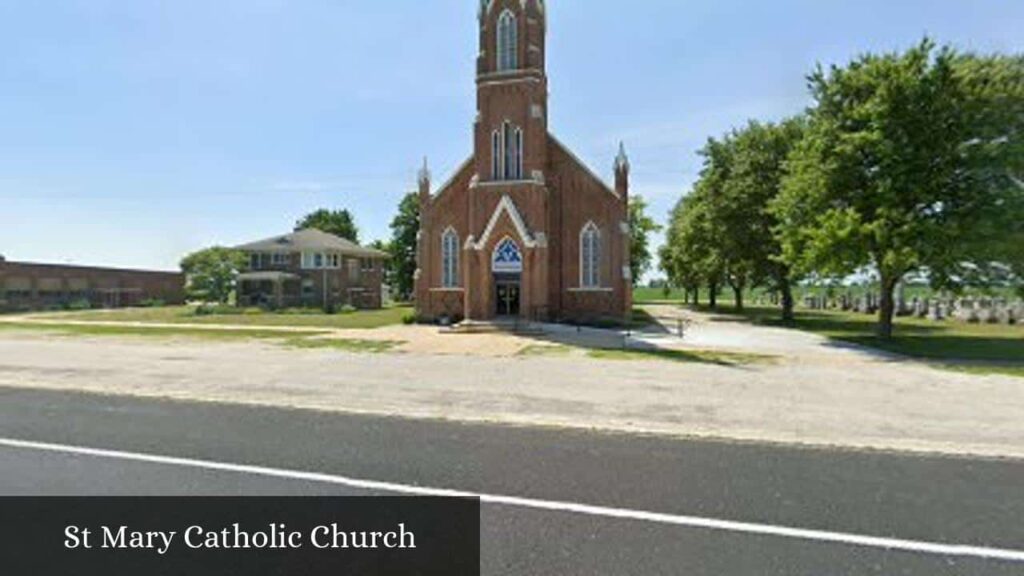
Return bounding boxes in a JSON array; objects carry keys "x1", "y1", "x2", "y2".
[
  {"x1": 0, "y1": 258, "x2": 185, "y2": 312},
  {"x1": 415, "y1": 0, "x2": 631, "y2": 324},
  {"x1": 234, "y1": 229, "x2": 388, "y2": 310}
]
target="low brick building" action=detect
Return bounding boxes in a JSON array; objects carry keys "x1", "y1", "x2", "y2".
[
  {"x1": 0, "y1": 256, "x2": 185, "y2": 312},
  {"x1": 234, "y1": 228, "x2": 388, "y2": 310},
  {"x1": 415, "y1": 0, "x2": 632, "y2": 324}
]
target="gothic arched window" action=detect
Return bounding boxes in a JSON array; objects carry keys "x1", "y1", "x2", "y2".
[
  {"x1": 580, "y1": 222, "x2": 601, "y2": 288},
  {"x1": 514, "y1": 127, "x2": 524, "y2": 180},
  {"x1": 497, "y1": 10, "x2": 518, "y2": 72},
  {"x1": 441, "y1": 228, "x2": 460, "y2": 288},
  {"x1": 491, "y1": 130, "x2": 502, "y2": 180}
]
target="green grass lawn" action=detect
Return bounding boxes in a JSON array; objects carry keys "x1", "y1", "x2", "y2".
[
  {"x1": 31, "y1": 305, "x2": 411, "y2": 330},
  {"x1": 516, "y1": 342, "x2": 775, "y2": 366},
  {"x1": 0, "y1": 321, "x2": 404, "y2": 354},
  {"x1": 692, "y1": 304, "x2": 1024, "y2": 377},
  {"x1": 586, "y1": 347, "x2": 776, "y2": 366},
  {"x1": 634, "y1": 287, "x2": 692, "y2": 304},
  {"x1": 0, "y1": 321, "x2": 328, "y2": 341}
]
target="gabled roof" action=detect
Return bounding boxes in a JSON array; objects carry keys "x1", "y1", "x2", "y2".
[
  {"x1": 468, "y1": 194, "x2": 539, "y2": 251},
  {"x1": 235, "y1": 228, "x2": 388, "y2": 258},
  {"x1": 548, "y1": 134, "x2": 621, "y2": 199},
  {"x1": 431, "y1": 155, "x2": 475, "y2": 202}
]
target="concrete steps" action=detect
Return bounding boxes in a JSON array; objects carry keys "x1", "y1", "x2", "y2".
[{"x1": 443, "y1": 320, "x2": 546, "y2": 335}]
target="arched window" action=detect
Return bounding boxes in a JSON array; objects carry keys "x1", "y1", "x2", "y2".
[
  {"x1": 580, "y1": 222, "x2": 601, "y2": 288},
  {"x1": 503, "y1": 122, "x2": 515, "y2": 180},
  {"x1": 441, "y1": 228, "x2": 459, "y2": 288},
  {"x1": 497, "y1": 11, "x2": 517, "y2": 72},
  {"x1": 491, "y1": 130, "x2": 502, "y2": 180},
  {"x1": 514, "y1": 127, "x2": 524, "y2": 180},
  {"x1": 493, "y1": 122, "x2": 524, "y2": 181}
]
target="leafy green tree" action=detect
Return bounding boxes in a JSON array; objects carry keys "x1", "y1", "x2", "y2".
[
  {"x1": 179, "y1": 247, "x2": 247, "y2": 304},
  {"x1": 295, "y1": 209, "x2": 360, "y2": 243},
  {"x1": 628, "y1": 195, "x2": 662, "y2": 286},
  {"x1": 776, "y1": 40, "x2": 1024, "y2": 338},
  {"x1": 660, "y1": 187, "x2": 726, "y2": 308},
  {"x1": 718, "y1": 118, "x2": 806, "y2": 319},
  {"x1": 387, "y1": 192, "x2": 420, "y2": 301}
]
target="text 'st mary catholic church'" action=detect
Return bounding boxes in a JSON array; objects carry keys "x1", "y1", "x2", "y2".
[{"x1": 416, "y1": 0, "x2": 633, "y2": 323}]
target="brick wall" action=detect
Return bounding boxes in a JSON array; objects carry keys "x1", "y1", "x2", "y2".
[{"x1": 0, "y1": 260, "x2": 185, "y2": 312}]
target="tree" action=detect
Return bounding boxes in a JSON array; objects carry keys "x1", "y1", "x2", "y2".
[
  {"x1": 628, "y1": 195, "x2": 662, "y2": 286},
  {"x1": 776, "y1": 40, "x2": 1024, "y2": 338},
  {"x1": 295, "y1": 209, "x2": 360, "y2": 243},
  {"x1": 387, "y1": 192, "x2": 420, "y2": 301},
  {"x1": 179, "y1": 247, "x2": 247, "y2": 304},
  {"x1": 660, "y1": 187, "x2": 725, "y2": 308},
  {"x1": 720, "y1": 118, "x2": 806, "y2": 319}
]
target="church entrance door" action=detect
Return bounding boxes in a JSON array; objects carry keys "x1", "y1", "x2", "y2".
[{"x1": 495, "y1": 276, "x2": 521, "y2": 317}]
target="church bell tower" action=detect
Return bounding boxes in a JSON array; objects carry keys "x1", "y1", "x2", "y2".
[{"x1": 474, "y1": 0, "x2": 548, "y2": 183}]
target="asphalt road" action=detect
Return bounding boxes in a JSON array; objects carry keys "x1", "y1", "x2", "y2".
[{"x1": 1, "y1": 386, "x2": 1022, "y2": 575}]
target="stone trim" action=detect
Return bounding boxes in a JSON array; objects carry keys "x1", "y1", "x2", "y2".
[{"x1": 469, "y1": 194, "x2": 538, "y2": 250}]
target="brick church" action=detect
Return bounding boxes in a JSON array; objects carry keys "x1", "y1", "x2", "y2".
[{"x1": 415, "y1": 0, "x2": 632, "y2": 323}]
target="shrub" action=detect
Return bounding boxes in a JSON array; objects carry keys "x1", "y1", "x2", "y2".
[
  {"x1": 340, "y1": 305, "x2": 357, "y2": 314},
  {"x1": 139, "y1": 298, "x2": 165, "y2": 308},
  {"x1": 65, "y1": 299, "x2": 92, "y2": 311},
  {"x1": 195, "y1": 303, "x2": 241, "y2": 316},
  {"x1": 402, "y1": 312, "x2": 418, "y2": 325}
]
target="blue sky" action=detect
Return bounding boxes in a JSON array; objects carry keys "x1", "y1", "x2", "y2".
[{"x1": 1, "y1": 0, "x2": 1022, "y2": 276}]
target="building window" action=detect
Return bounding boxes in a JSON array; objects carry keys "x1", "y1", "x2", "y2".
[
  {"x1": 514, "y1": 127, "x2": 523, "y2": 180},
  {"x1": 492, "y1": 130, "x2": 502, "y2": 180},
  {"x1": 272, "y1": 253, "x2": 289, "y2": 266},
  {"x1": 503, "y1": 122, "x2": 514, "y2": 180},
  {"x1": 250, "y1": 253, "x2": 271, "y2": 270},
  {"x1": 492, "y1": 122, "x2": 524, "y2": 182},
  {"x1": 580, "y1": 222, "x2": 601, "y2": 288},
  {"x1": 497, "y1": 10, "x2": 517, "y2": 72},
  {"x1": 347, "y1": 259, "x2": 360, "y2": 282},
  {"x1": 302, "y1": 252, "x2": 338, "y2": 269},
  {"x1": 441, "y1": 228, "x2": 459, "y2": 288},
  {"x1": 361, "y1": 258, "x2": 375, "y2": 272}
]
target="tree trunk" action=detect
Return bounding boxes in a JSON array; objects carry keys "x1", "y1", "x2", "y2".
[
  {"x1": 732, "y1": 285, "x2": 744, "y2": 312},
  {"x1": 708, "y1": 282, "x2": 718, "y2": 310},
  {"x1": 780, "y1": 280, "x2": 795, "y2": 323},
  {"x1": 691, "y1": 287, "x2": 699, "y2": 308},
  {"x1": 877, "y1": 275, "x2": 897, "y2": 339}
]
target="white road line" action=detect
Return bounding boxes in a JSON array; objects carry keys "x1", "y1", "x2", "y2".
[{"x1": 1, "y1": 437, "x2": 1022, "y2": 564}]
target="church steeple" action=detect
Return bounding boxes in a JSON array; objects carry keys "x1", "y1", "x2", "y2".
[
  {"x1": 615, "y1": 142, "x2": 630, "y2": 200},
  {"x1": 477, "y1": 0, "x2": 546, "y2": 77},
  {"x1": 474, "y1": 0, "x2": 549, "y2": 183}
]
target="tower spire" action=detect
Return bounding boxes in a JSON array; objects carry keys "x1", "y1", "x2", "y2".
[
  {"x1": 418, "y1": 156, "x2": 431, "y2": 186},
  {"x1": 615, "y1": 142, "x2": 630, "y2": 201},
  {"x1": 614, "y1": 142, "x2": 630, "y2": 174}
]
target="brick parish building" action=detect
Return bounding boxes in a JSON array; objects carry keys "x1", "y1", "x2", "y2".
[
  {"x1": 415, "y1": 0, "x2": 632, "y2": 324},
  {"x1": 0, "y1": 255, "x2": 185, "y2": 312},
  {"x1": 234, "y1": 228, "x2": 388, "y2": 310}
]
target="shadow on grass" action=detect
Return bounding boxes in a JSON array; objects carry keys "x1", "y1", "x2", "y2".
[
  {"x1": 587, "y1": 347, "x2": 774, "y2": 367},
  {"x1": 690, "y1": 304, "x2": 1024, "y2": 368}
]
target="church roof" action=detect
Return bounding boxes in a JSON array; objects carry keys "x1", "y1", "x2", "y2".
[
  {"x1": 235, "y1": 228, "x2": 388, "y2": 258},
  {"x1": 548, "y1": 134, "x2": 621, "y2": 199}
]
